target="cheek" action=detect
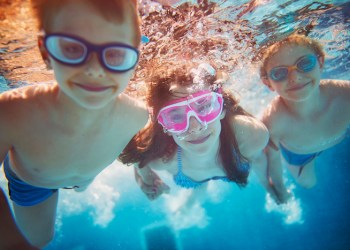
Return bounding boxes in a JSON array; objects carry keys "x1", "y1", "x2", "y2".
[
  {"x1": 314, "y1": 67, "x2": 322, "y2": 78},
  {"x1": 172, "y1": 135, "x2": 183, "y2": 146},
  {"x1": 110, "y1": 70, "x2": 134, "y2": 87},
  {"x1": 209, "y1": 121, "x2": 222, "y2": 136},
  {"x1": 269, "y1": 81, "x2": 285, "y2": 92},
  {"x1": 51, "y1": 61, "x2": 75, "y2": 77},
  {"x1": 51, "y1": 63, "x2": 68, "y2": 83}
]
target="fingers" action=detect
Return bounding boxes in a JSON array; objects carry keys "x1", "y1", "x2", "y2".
[
  {"x1": 142, "y1": 181, "x2": 171, "y2": 200},
  {"x1": 146, "y1": 190, "x2": 162, "y2": 200},
  {"x1": 159, "y1": 182, "x2": 170, "y2": 194},
  {"x1": 134, "y1": 168, "x2": 170, "y2": 200}
]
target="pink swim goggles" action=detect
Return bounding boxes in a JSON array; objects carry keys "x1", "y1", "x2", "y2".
[{"x1": 157, "y1": 90, "x2": 224, "y2": 134}]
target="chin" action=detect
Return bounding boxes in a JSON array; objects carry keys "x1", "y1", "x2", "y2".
[
  {"x1": 284, "y1": 88, "x2": 316, "y2": 103},
  {"x1": 76, "y1": 98, "x2": 114, "y2": 110},
  {"x1": 189, "y1": 138, "x2": 217, "y2": 154},
  {"x1": 190, "y1": 146, "x2": 211, "y2": 155}
]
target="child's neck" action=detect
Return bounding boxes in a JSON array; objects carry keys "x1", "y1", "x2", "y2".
[
  {"x1": 54, "y1": 84, "x2": 117, "y2": 128},
  {"x1": 181, "y1": 138, "x2": 221, "y2": 168},
  {"x1": 282, "y1": 87, "x2": 323, "y2": 118}
]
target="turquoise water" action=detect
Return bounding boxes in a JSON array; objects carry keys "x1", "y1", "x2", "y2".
[
  {"x1": 0, "y1": 0, "x2": 349, "y2": 249},
  {"x1": 42, "y1": 137, "x2": 350, "y2": 250}
]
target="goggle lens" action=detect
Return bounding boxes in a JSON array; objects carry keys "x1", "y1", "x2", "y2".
[
  {"x1": 44, "y1": 34, "x2": 139, "y2": 73},
  {"x1": 269, "y1": 55, "x2": 317, "y2": 82},
  {"x1": 157, "y1": 91, "x2": 223, "y2": 134}
]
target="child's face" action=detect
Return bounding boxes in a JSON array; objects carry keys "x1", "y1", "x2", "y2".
[
  {"x1": 264, "y1": 44, "x2": 323, "y2": 102},
  {"x1": 164, "y1": 84, "x2": 225, "y2": 155},
  {"x1": 42, "y1": 0, "x2": 138, "y2": 109}
]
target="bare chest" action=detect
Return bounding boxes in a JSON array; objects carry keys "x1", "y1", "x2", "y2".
[
  {"x1": 279, "y1": 111, "x2": 349, "y2": 153},
  {"x1": 167, "y1": 156, "x2": 225, "y2": 181},
  {"x1": 10, "y1": 121, "x2": 132, "y2": 187}
]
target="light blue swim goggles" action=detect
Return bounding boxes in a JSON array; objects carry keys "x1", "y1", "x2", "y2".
[
  {"x1": 44, "y1": 33, "x2": 139, "y2": 73},
  {"x1": 268, "y1": 54, "x2": 317, "y2": 82}
]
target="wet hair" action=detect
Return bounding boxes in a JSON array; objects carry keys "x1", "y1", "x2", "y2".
[
  {"x1": 30, "y1": 0, "x2": 141, "y2": 46},
  {"x1": 259, "y1": 34, "x2": 325, "y2": 79},
  {"x1": 120, "y1": 60, "x2": 251, "y2": 187}
]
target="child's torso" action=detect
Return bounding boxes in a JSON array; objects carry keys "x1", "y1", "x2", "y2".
[
  {"x1": 2, "y1": 84, "x2": 147, "y2": 188},
  {"x1": 157, "y1": 151, "x2": 227, "y2": 183},
  {"x1": 276, "y1": 91, "x2": 350, "y2": 154}
]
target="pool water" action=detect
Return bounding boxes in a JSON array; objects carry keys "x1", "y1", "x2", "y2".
[
  {"x1": 40, "y1": 136, "x2": 350, "y2": 250},
  {"x1": 0, "y1": 0, "x2": 349, "y2": 249}
]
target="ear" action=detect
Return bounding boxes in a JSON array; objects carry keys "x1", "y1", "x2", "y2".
[
  {"x1": 261, "y1": 76, "x2": 275, "y2": 91},
  {"x1": 318, "y1": 56, "x2": 325, "y2": 69},
  {"x1": 38, "y1": 35, "x2": 52, "y2": 70}
]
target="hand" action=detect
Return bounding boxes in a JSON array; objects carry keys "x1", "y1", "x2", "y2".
[
  {"x1": 134, "y1": 168, "x2": 170, "y2": 200},
  {"x1": 276, "y1": 189, "x2": 293, "y2": 204},
  {"x1": 269, "y1": 182, "x2": 292, "y2": 205}
]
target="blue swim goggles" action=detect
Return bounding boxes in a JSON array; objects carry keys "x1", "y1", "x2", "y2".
[
  {"x1": 44, "y1": 33, "x2": 139, "y2": 73},
  {"x1": 268, "y1": 54, "x2": 317, "y2": 82}
]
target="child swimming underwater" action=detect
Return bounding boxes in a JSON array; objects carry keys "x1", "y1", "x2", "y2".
[
  {"x1": 120, "y1": 60, "x2": 274, "y2": 200},
  {"x1": 260, "y1": 34, "x2": 350, "y2": 203},
  {"x1": 0, "y1": 0, "x2": 148, "y2": 247}
]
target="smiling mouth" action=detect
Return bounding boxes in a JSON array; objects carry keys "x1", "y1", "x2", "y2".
[
  {"x1": 74, "y1": 83, "x2": 112, "y2": 92},
  {"x1": 187, "y1": 134, "x2": 210, "y2": 144},
  {"x1": 287, "y1": 81, "x2": 311, "y2": 91}
]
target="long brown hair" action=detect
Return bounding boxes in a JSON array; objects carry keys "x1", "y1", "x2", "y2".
[{"x1": 120, "y1": 60, "x2": 251, "y2": 187}]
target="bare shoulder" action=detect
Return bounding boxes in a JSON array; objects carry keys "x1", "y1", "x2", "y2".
[
  {"x1": 321, "y1": 79, "x2": 350, "y2": 101},
  {"x1": 144, "y1": 156, "x2": 177, "y2": 172},
  {"x1": 0, "y1": 83, "x2": 56, "y2": 122},
  {"x1": 118, "y1": 93, "x2": 149, "y2": 129},
  {"x1": 0, "y1": 84, "x2": 56, "y2": 158},
  {"x1": 261, "y1": 97, "x2": 289, "y2": 140},
  {"x1": 232, "y1": 115, "x2": 269, "y2": 158},
  {"x1": 321, "y1": 79, "x2": 350, "y2": 88},
  {"x1": 0, "y1": 83, "x2": 53, "y2": 101},
  {"x1": 262, "y1": 97, "x2": 282, "y2": 126},
  {"x1": 233, "y1": 115, "x2": 268, "y2": 134},
  {"x1": 321, "y1": 80, "x2": 350, "y2": 116}
]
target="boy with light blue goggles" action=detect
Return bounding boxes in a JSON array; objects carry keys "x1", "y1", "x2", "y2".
[{"x1": 44, "y1": 33, "x2": 139, "y2": 72}]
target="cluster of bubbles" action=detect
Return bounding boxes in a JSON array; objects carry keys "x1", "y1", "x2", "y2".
[{"x1": 129, "y1": 0, "x2": 258, "y2": 94}]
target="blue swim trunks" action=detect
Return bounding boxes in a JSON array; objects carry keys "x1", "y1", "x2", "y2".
[
  {"x1": 279, "y1": 143, "x2": 322, "y2": 177},
  {"x1": 279, "y1": 143, "x2": 322, "y2": 166},
  {"x1": 2, "y1": 155, "x2": 57, "y2": 207}
]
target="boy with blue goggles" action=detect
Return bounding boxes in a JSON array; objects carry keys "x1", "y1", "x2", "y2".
[{"x1": 44, "y1": 33, "x2": 139, "y2": 73}]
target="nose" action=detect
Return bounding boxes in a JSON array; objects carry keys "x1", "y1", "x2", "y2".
[
  {"x1": 288, "y1": 67, "x2": 303, "y2": 83},
  {"x1": 84, "y1": 53, "x2": 106, "y2": 78},
  {"x1": 187, "y1": 116, "x2": 207, "y2": 134}
]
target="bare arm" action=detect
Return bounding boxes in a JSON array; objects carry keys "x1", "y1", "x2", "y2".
[
  {"x1": 231, "y1": 115, "x2": 279, "y2": 197},
  {"x1": 0, "y1": 187, "x2": 39, "y2": 250},
  {"x1": 232, "y1": 115, "x2": 269, "y2": 158},
  {"x1": 0, "y1": 91, "x2": 38, "y2": 249},
  {"x1": 0, "y1": 92, "x2": 13, "y2": 164},
  {"x1": 264, "y1": 140, "x2": 291, "y2": 204},
  {"x1": 134, "y1": 162, "x2": 170, "y2": 200},
  {"x1": 262, "y1": 105, "x2": 292, "y2": 204}
]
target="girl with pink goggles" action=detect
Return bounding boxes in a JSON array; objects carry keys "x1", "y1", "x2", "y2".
[{"x1": 157, "y1": 90, "x2": 224, "y2": 134}]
